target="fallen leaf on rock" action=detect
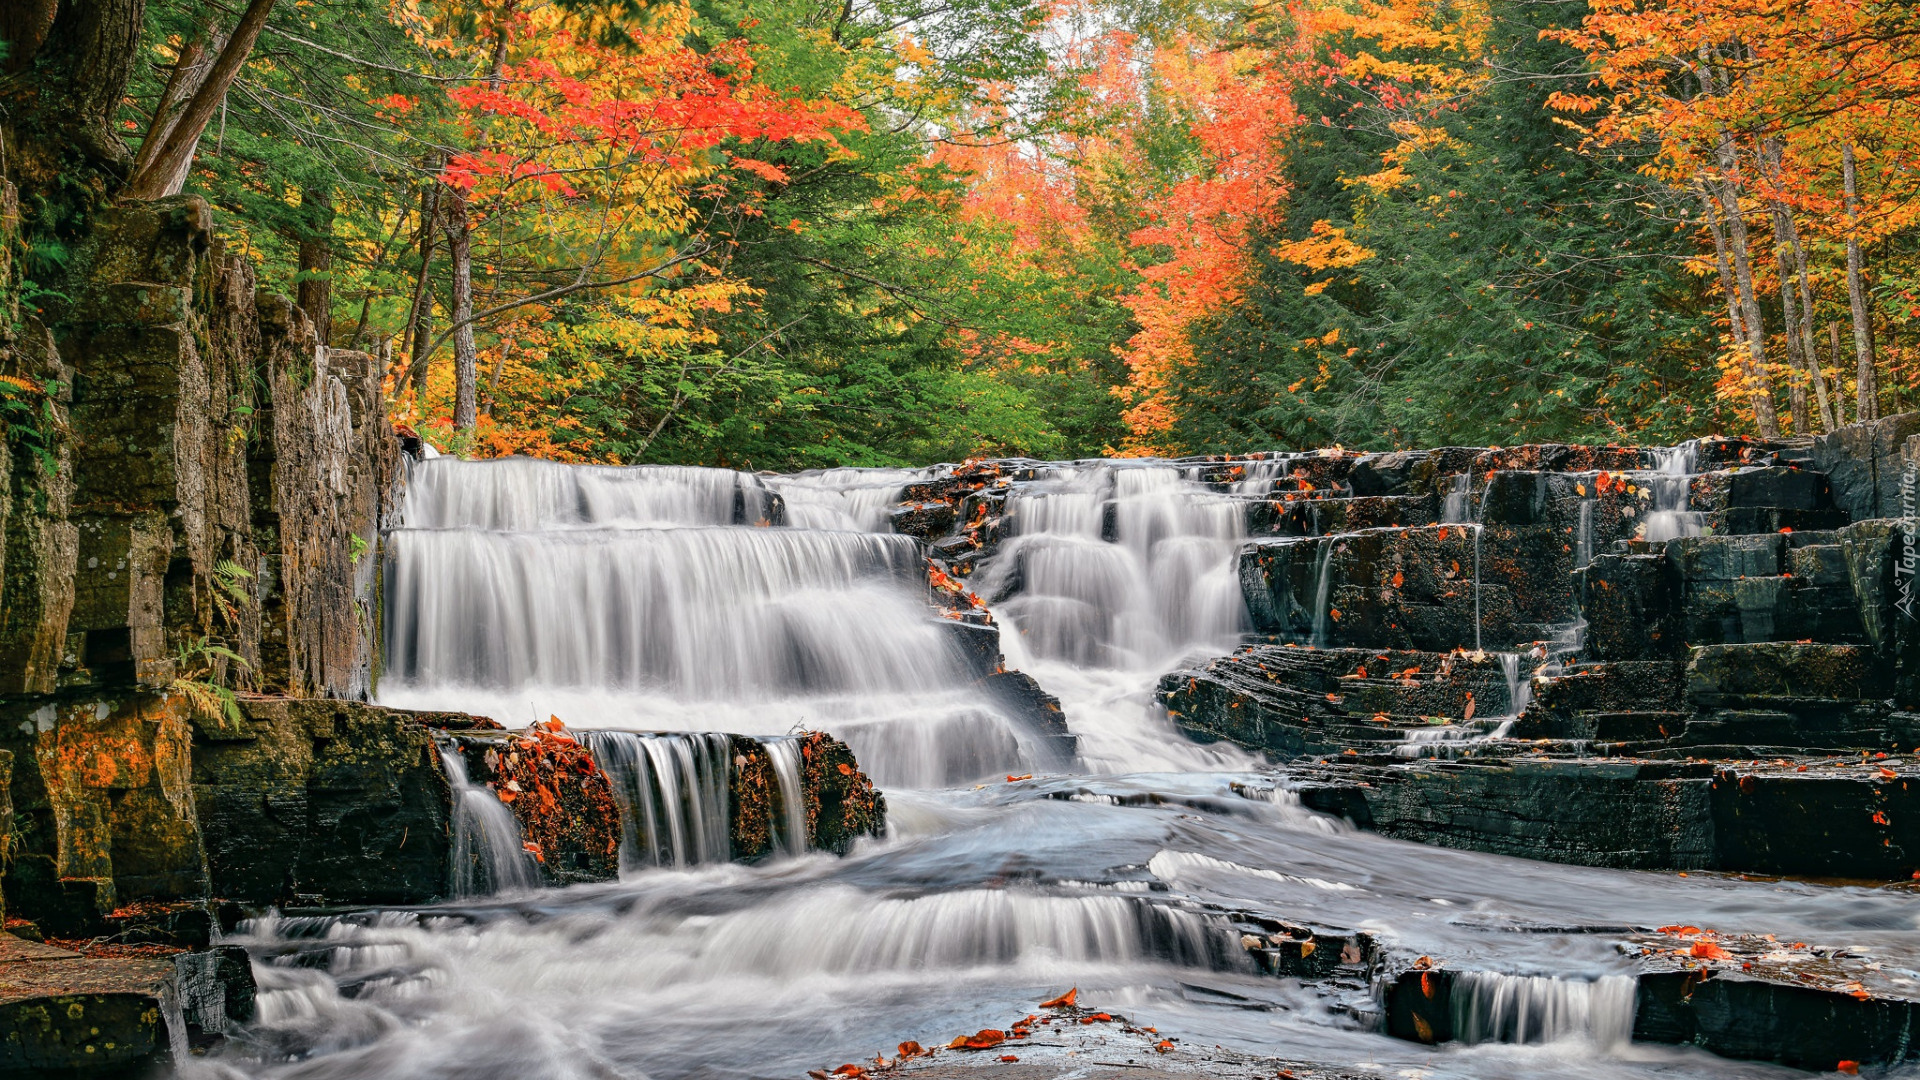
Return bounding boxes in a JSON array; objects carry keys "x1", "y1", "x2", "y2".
[
  {"x1": 1006, "y1": 774, "x2": 1033, "y2": 782},
  {"x1": 1081, "y1": 1013, "x2": 1112, "y2": 1024},
  {"x1": 1040, "y1": 988, "x2": 1078, "y2": 1008},
  {"x1": 1156, "y1": 1039, "x2": 1175, "y2": 1053},
  {"x1": 1392, "y1": 571, "x2": 1404, "y2": 588},
  {"x1": 950, "y1": 1030, "x2": 1005, "y2": 1050},
  {"x1": 896, "y1": 1041, "x2": 924, "y2": 1059},
  {"x1": 1838, "y1": 1061, "x2": 1860, "y2": 1075},
  {"x1": 999, "y1": 1055, "x2": 1019, "y2": 1063},
  {"x1": 1691, "y1": 941, "x2": 1732, "y2": 960}
]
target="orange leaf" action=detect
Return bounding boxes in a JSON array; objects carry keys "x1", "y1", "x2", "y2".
[
  {"x1": 1838, "y1": 1062, "x2": 1860, "y2": 1075},
  {"x1": 1690, "y1": 941, "x2": 1731, "y2": 960},
  {"x1": 1040, "y1": 988, "x2": 1078, "y2": 1008},
  {"x1": 1156, "y1": 1039, "x2": 1175, "y2": 1053},
  {"x1": 951, "y1": 1029, "x2": 1005, "y2": 1050},
  {"x1": 999, "y1": 1055, "x2": 1020, "y2": 1063},
  {"x1": 1391, "y1": 571, "x2": 1404, "y2": 588},
  {"x1": 837, "y1": 763, "x2": 854, "y2": 775},
  {"x1": 896, "y1": 1042, "x2": 924, "y2": 1059}
]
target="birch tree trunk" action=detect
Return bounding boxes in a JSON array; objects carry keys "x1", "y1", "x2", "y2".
[{"x1": 1842, "y1": 143, "x2": 1880, "y2": 424}]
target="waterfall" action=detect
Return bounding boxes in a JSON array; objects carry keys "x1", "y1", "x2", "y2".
[
  {"x1": 1309, "y1": 541, "x2": 1335, "y2": 649},
  {"x1": 977, "y1": 462, "x2": 1258, "y2": 772},
  {"x1": 766, "y1": 467, "x2": 930, "y2": 532},
  {"x1": 983, "y1": 465, "x2": 1248, "y2": 668},
  {"x1": 399, "y1": 456, "x2": 772, "y2": 530},
  {"x1": 1498, "y1": 652, "x2": 1531, "y2": 719},
  {"x1": 1231, "y1": 455, "x2": 1294, "y2": 496},
  {"x1": 584, "y1": 731, "x2": 734, "y2": 870},
  {"x1": 1642, "y1": 442, "x2": 1703, "y2": 542},
  {"x1": 1449, "y1": 972, "x2": 1637, "y2": 1049},
  {"x1": 381, "y1": 457, "x2": 1043, "y2": 788},
  {"x1": 763, "y1": 737, "x2": 810, "y2": 857},
  {"x1": 440, "y1": 745, "x2": 543, "y2": 897},
  {"x1": 1441, "y1": 470, "x2": 1473, "y2": 524},
  {"x1": 383, "y1": 526, "x2": 941, "y2": 695}
]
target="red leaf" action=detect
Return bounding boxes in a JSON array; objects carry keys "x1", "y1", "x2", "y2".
[{"x1": 1040, "y1": 988, "x2": 1078, "y2": 1008}]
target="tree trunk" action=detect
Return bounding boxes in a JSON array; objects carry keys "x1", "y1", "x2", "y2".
[
  {"x1": 1767, "y1": 203, "x2": 1810, "y2": 434},
  {"x1": 296, "y1": 186, "x2": 334, "y2": 344},
  {"x1": 9, "y1": 0, "x2": 147, "y2": 176},
  {"x1": 444, "y1": 186, "x2": 479, "y2": 432},
  {"x1": 1783, "y1": 207, "x2": 1837, "y2": 431},
  {"x1": 122, "y1": 0, "x2": 277, "y2": 201},
  {"x1": 1705, "y1": 159, "x2": 1781, "y2": 437},
  {"x1": 0, "y1": 0, "x2": 59, "y2": 76},
  {"x1": 129, "y1": 21, "x2": 227, "y2": 183},
  {"x1": 402, "y1": 183, "x2": 441, "y2": 398},
  {"x1": 1842, "y1": 143, "x2": 1880, "y2": 424},
  {"x1": 1829, "y1": 321, "x2": 1850, "y2": 426}
]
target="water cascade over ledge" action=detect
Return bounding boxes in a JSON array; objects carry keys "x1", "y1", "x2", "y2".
[{"x1": 211, "y1": 442, "x2": 1920, "y2": 1080}]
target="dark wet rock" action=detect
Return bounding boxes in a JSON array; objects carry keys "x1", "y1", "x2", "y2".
[
  {"x1": 1347, "y1": 451, "x2": 1432, "y2": 497},
  {"x1": 194, "y1": 698, "x2": 453, "y2": 908},
  {"x1": 0, "y1": 933, "x2": 255, "y2": 1078},
  {"x1": 1296, "y1": 758, "x2": 1718, "y2": 870},
  {"x1": 732, "y1": 732, "x2": 885, "y2": 859},
  {"x1": 1293, "y1": 755, "x2": 1920, "y2": 877},
  {"x1": 1813, "y1": 412, "x2": 1920, "y2": 522},
  {"x1": 983, "y1": 670, "x2": 1075, "y2": 761},
  {"x1": 892, "y1": 501, "x2": 958, "y2": 541},
  {"x1": 799, "y1": 732, "x2": 887, "y2": 853},
  {"x1": 1240, "y1": 528, "x2": 1527, "y2": 652},
  {"x1": 1160, "y1": 645, "x2": 1518, "y2": 760},
  {"x1": 1578, "y1": 553, "x2": 1677, "y2": 660},
  {"x1": 1509, "y1": 661, "x2": 1686, "y2": 740}
]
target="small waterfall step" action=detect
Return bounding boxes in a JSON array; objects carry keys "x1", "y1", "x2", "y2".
[{"x1": 438, "y1": 724, "x2": 888, "y2": 890}]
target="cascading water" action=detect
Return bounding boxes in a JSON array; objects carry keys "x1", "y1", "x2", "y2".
[
  {"x1": 766, "y1": 467, "x2": 932, "y2": 531},
  {"x1": 381, "y1": 457, "x2": 1037, "y2": 788},
  {"x1": 762, "y1": 737, "x2": 810, "y2": 857},
  {"x1": 976, "y1": 463, "x2": 1257, "y2": 771},
  {"x1": 1441, "y1": 470, "x2": 1474, "y2": 524},
  {"x1": 1641, "y1": 442, "x2": 1703, "y2": 542},
  {"x1": 441, "y1": 745, "x2": 543, "y2": 897},
  {"x1": 1309, "y1": 541, "x2": 1336, "y2": 649},
  {"x1": 583, "y1": 731, "x2": 734, "y2": 869},
  {"x1": 1449, "y1": 972, "x2": 1637, "y2": 1049},
  {"x1": 217, "y1": 452, "x2": 1915, "y2": 1080}
]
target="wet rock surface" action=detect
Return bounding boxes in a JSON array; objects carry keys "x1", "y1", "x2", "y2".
[
  {"x1": 813, "y1": 993, "x2": 1370, "y2": 1080},
  {"x1": 0, "y1": 932, "x2": 254, "y2": 1078}
]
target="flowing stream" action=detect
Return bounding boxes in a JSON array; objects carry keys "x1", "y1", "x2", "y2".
[{"x1": 222, "y1": 456, "x2": 1920, "y2": 1080}]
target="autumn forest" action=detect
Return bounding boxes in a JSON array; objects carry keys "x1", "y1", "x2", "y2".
[{"x1": 12, "y1": 0, "x2": 1920, "y2": 467}]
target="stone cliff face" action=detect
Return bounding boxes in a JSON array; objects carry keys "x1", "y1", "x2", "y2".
[{"x1": 0, "y1": 193, "x2": 395, "y2": 702}]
